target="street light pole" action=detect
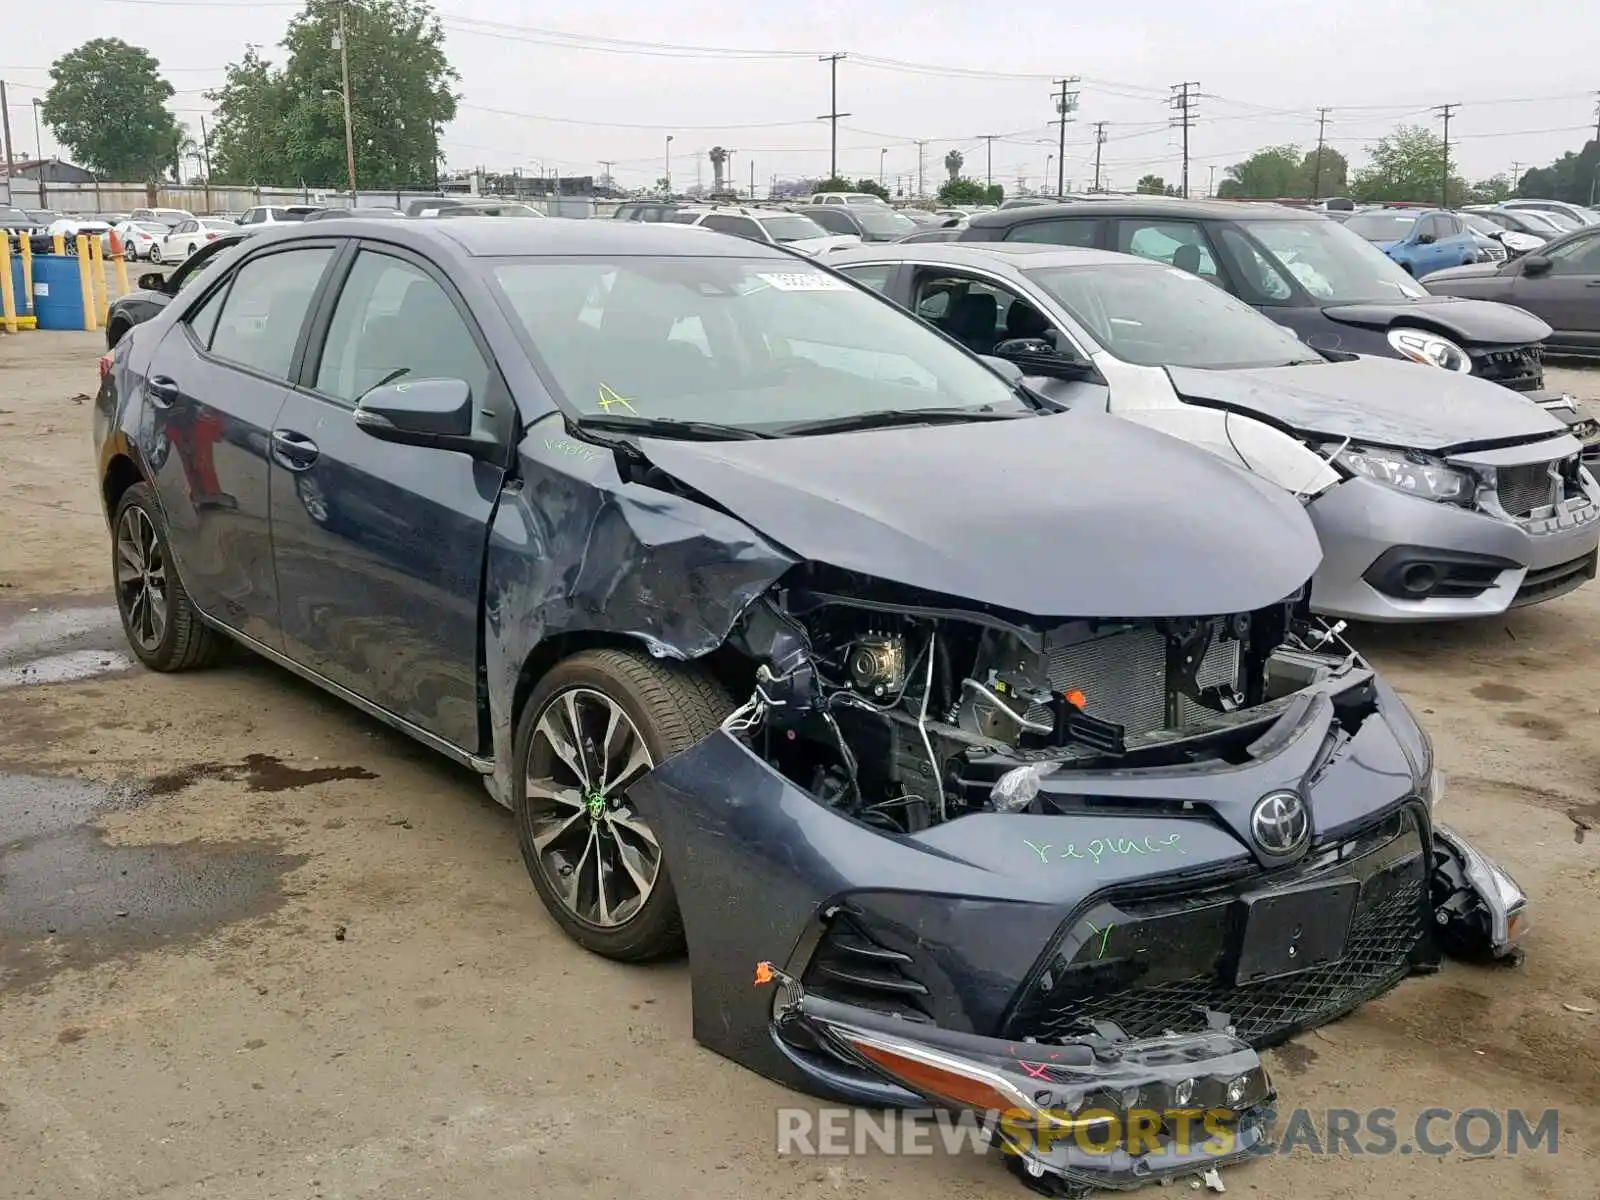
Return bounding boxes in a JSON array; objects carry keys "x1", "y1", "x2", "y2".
[
  {"x1": 335, "y1": 1, "x2": 357, "y2": 197},
  {"x1": 880, "y1": 148, "x2": 887, "y2": 188},
  {"x1": 664, "y1": 135, "x2": 674, "y2": 195},
  {"x1": 31, "y1": 98, "x2": 43, "y2": 159}
]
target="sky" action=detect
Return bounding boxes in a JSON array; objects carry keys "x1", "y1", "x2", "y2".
[{"x1": 4, "y1": 0, "x2": 1597, "y2": 195}]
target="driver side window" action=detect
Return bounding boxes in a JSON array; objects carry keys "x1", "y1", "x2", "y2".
[
  {"x1": 1545, "y1": 231, "x2": 1600, "y2": 273},
  {"x1": 912, "y1": 271, "x2": 1054, "y2": 356}
]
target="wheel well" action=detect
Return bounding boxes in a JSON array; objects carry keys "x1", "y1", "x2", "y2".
[{"x1": 102, "y1": 454, "x2": 144, "y2": 518}]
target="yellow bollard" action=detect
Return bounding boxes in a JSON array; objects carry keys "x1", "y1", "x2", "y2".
[
  {"x1": 1, "y1": 237, "x2": 16, "y2": 334},
  {"x1": 109, "y1": 230, "x2": 130, "y2": 299},
  {"x1": 19, "y1": 235, "x2": 32, "y2": 314},
  {"x1": 89, "y1": 236, "x2": 109, "y2": 326},
  {"x1": 75, "y1": 235, "x2": 96, "y2": 331},
  {"x1": 53, "y1": 231, "x2": 65, "y2": 255}
]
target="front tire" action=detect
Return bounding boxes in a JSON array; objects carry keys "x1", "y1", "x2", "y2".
[
  {"x1": 111, "y1": 482, "x2": 224, "y2": 671},
  {"x1": 148, "y1": 245, "x2": 163, "y2": 264},
  {"x1": 511, "y1": 648, "x2": 732, "y2": 961},
  {"x1": 187, "y1": 243, "x2": 197, "y2": 257}
]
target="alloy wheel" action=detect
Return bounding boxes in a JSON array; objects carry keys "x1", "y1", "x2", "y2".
[
  {"x1": 523, "y1": 687, "x2": 661, "y2": 928},
  {"x1": 115, "y1": 505, "x2": 168, "y2": 652}
]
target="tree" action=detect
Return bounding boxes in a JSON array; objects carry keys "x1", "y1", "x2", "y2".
[
  {"x1": 1136, "y1": 174, "x2": 1171, "y2": 195},
  {"x1": 944, "y1": 149, "x2": 964, "y2": 182},
  {"x1": 1301, "y1": 147, "x2": 1349, "y2": 197},
  {"x1": 853, "y1": 177, "x2": 889, "y2": 200},
  {"x1": 1519, "y1": 140, "x2": 1600, "y2": 204},
  {"x1": 1466, "y1": 174, "x2": 1513, "y2": 204},
  {"x1": 1349, "y1": 124, "x2": 1466, "y2": 205},
  {"x1": 208, "y1": 0, "x2": 458, "y2": 190},
  {"x1": 40, "y1": 38, "x2": 181, "y2": 180},
  {"x1": 815, "y1": 176, "x2": 853, "y2": 193},
  {"x1": 937, "y1": 178, "x2": 1002, "y2": 206},
  {"x1": 1216, "y1": 145, "x2": 1302, "y2": 199}
]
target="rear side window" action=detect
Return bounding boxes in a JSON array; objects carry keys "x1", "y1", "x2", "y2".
[
  {"x1": 1006, "y1": 218, "x2": 1102, "y2": 247},
  {"x1": 701, "y1": 214, "x2": 762, "y2": 240},
  {"x1": 208, "y1": 248, "x2": 333, "y2": 380}
]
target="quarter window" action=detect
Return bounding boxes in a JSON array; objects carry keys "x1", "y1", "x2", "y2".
[
  {"x1": 837, "y1": 264, "x2": 894, "y2": 295},
  {"x1": 1005, "y1": 218, "x2": 1102, "y2": 247},
  {"x1": 207, "y1": 247, "x2": 333, "y2": 380},
  {"x1": 1116, "y1": 220, "x2": 1218, "y2": 278},
  {"x1": 314, "y1": 250, "x2": 491, "y2": 406},
  {"x1": 701, "y1": 214, "x2": 763, "y2": 240}
]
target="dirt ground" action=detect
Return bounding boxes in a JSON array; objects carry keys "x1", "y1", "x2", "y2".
[{"x1": 1, "y1": 330, "x2": 1596, "y2": 1200}]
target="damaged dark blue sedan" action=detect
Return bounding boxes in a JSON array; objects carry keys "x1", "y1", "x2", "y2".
[{"x1": 92, "y1": 217, "x2": 1527, "y2": 1196}]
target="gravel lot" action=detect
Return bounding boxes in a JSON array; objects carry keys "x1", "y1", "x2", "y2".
[{"x1": 1, "y1": 331, "x2": 1596, "y2": 1200}]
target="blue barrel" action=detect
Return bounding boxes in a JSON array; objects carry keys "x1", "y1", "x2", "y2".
[{"x1": 31, "y1": 255, "x2": 87, "y2": 331}]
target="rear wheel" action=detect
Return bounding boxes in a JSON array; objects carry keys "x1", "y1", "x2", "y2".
[
  {"x1": 511, "y1": 648, "x2": 732, "y2": 961},
  {"x1": 187, "y1": 242, "x2": 197, "y2": 257},
  {"x1": 148, "y1": 244, "x2": 163, "y2": 264},
  {"x1": 111, "y1": 482, "x2": 224, "y2": 671}
]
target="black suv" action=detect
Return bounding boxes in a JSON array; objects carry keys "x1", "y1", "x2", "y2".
[{"x1": 956, "y1": 199, "x2": 1554, "y2": 394}]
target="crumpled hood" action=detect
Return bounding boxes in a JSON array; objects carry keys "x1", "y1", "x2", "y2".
[
  {"x1": 639, "y1": 410, "x2": 1321, "y2": 618},
  {"x1": 1321, "y1": 293, "x2": 1549, "y2": 343},
  {"x1": 1167, "y1": 357, "x2": 1567, "y2": 453}
]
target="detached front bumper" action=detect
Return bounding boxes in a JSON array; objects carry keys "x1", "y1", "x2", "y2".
[
  {"x1": 1307, "y1": 472, "x2": 1600, "y2": 621},
  {"x1": 773, "y1": 983, "x2": 1275, "y2": 1194}
]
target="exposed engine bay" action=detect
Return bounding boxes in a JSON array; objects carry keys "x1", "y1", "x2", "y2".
[{"x1": 723, "y1": 567, "x2": 1358, "y2": 833}]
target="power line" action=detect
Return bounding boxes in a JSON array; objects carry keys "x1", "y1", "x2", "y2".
[
  {"x1": 1434, "y1": 102, "x2": 1459, "y2": 207},
  {"x1": 818, "y1": 53, "x2": 849, "y2": 180},
  {"x1": 1170, "y1": 81, "x2": 1200, "y2": 197}
]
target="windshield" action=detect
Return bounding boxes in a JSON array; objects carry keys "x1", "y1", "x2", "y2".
[
  {"x1": 493, "y1": 204, "x2": 543, "y2": 218},
  {"x1": 1343, "y1": 212, "x2": 1418, "y2": 242},
  {"x1": 1459, "y1": 213, "x2": 1502, "y2": 237},
  {"x1": 758, "y1": 214, "x2": 827, "y2": 242},
  {"x1": 1025, "y1": 262, "x2": 1323, "y2": 370},
  {"x1": 855, "y1": 209, "x2": 917, "y2": 236},
  {"x1": 487, "y1": 255, "x2": 1018, "y2": 429},
  {"x1": 1531, "y1": 210, "x2": 1580, "y2": 231},
  {"x1": 273, "y1": 209, "x2": 310, "y2": 221},
  {"x1": 1234, "y1": 218, "x2": 1427, "y2": 302},
  {"x1": 134, "y1": 222, "x2": 168, "y2": 233}
]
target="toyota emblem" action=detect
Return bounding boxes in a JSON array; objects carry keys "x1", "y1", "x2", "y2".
[{"x1": 1251, "y1": 791, "x2": 1310, "y2": 856}]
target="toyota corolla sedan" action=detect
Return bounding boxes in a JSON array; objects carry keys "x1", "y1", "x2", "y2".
[
  {"x1": 94, "y1": 218, "x2": 1522, "y2": 1194},
  {"x1": 830, "y1": 242, "x2": 1600, "y2": 621}
]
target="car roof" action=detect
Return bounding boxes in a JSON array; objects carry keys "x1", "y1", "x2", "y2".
[
  {"x1": 966, "y1": 197, "x2": 1327, "y2": 228},
  {"x1": 827, "y1": 241, "x2": 1150, "y2": 272},
  {"x1": 250, "y1": 216, "x2": 797, "y2": 259}
]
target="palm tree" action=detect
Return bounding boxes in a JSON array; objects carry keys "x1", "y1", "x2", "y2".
[
  {"x1": 170, "y1": 127, "x2": 198, "y2": 182},
  {"x1": 944, "y1": 149, "x2": 964, "y2": 182}
]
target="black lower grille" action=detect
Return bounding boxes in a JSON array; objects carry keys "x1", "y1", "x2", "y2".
[
  {"x1": 802, "y1": 909, "x2": 932, "y2": 1019},
  {"x1": 1470, "y1": 346, "x2": 1544, "y2": 393},
  {"x1": 1005, "y1": 810, "x2": 1429, "y2": 1048},
  {"x1": 1512, "y1": 549, "x2": 1598, "y2": 608}
]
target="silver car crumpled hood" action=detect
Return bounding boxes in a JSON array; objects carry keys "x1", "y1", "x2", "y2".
[{"x1": 1167, "y1": 357, "x2": 1568, "y2": 455}]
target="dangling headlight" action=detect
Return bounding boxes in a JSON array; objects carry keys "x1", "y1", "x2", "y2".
[{"x1": 1386, "y1": 328, "x2": 1471, "y2": 373}]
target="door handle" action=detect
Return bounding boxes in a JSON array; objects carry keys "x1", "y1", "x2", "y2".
[
  {"x1": 144, "y1": 375, "x2": 179, "y2": 407},
  {"x1": 270, "y1": 429, "x2": 321, "y2": 471}
]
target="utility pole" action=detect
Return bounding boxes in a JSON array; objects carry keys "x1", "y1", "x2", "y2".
[
  {"x1": 915, "y1": 139, "x2": 927, "y2": 200},
  {"x1": 879, "y1": 147, "x2": 887, "y2": 188},
  {"x1": 1208, "y1": 165, "x2": 1217, "y2": 196},
  {"x1": 200, "y1": 114, "x2": 213, "y2": 212},
  {"x1": 0, "y1": 81, "x2": 15, "y2": 180},
  {"x1": 817, "y1": 53, "x2": 849, "y2": 182},
  {"x1": 665, "y1": 134, "x2": 674, "y2": 194},
  {"x1": 334, "y1": 2, "x2": 357, "y2": 197},
  {"x1": 1433, "y1": 102, "x2": 1458, "y2": 208},
  {"x1": 750, "y1": 159, "x2": 755, "y2": 200},
  {"x1": 1590, "y1": 93, "x2": 1600, "y2": 205},
  {"x1": 1091, "y1": 122, "x2": 1107, "y2": 193},
  {"x1": 1052, "y1": 76, "x2": 1079, "y2": 197},
  {"x1": 979, "y1": 134, "x2": 999, "y2": 187},
  {"x1": 1311, "y1": 106, "x2": 1331, "y2": 200},
  {"x1": 1170, "y1": 82, "x2": 1200, "y2": 198}
]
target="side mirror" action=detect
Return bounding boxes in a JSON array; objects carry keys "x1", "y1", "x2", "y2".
[
  {"x1": 1522, "y1": 255, "x2": 1553, "y2": 277},
  {"x1": 354, "y1": 378, "x2": 499, "y2": 459},
  {"x1": 991, "y1": 332, "x2": 1096, "y2": 380},
  {"x1": 1417, "y1": 232, "x2": 1437, "y2": 245},
  {"x1": 138, "y1": 271, "x2": 166, "y2": 290}
]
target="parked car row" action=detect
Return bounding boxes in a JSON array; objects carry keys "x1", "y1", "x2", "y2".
[{"x1": 93, "y1": 215, "x2": 1527, "y2": 1195}]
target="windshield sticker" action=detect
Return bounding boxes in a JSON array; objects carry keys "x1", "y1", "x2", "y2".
[
  {"x1": 755, "y1": 271, "x2": 851, "y2": 292},
  {"x1": 596, "y1": 383, "x2": 638, "y2": 414}
]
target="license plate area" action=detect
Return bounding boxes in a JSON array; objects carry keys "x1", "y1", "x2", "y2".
[{"x1": 1232, "y1": 878, "x2": 1359, "y2": 986}]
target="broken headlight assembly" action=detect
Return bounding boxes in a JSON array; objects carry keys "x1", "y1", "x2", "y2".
[
  {"x1": 1385, "y1": 328, "x2": 1471, "y2": 373},
  {"x1": 1325, "y1": 443, "x2": 1473, "y2": 505}
]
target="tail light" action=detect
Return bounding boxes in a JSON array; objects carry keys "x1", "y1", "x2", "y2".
[{"x1": 206, "y1": 233, "x2": 218, "y2": 240}]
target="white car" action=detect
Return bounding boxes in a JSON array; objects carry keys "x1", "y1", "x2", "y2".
[
  {"x1": 806, "y1": 191, "x2": 890, "y2": 207},
  {"x1": 130, "y1": 207, "x2": 194, "y2": 228},
  {"x1": 104, "y1": 219, "x2": 170, "y2": 261},
  {"x1": 236, "y1": 204, "x2": 322, "y2": 227},
  {"x1": 46, "y1": 216, "x2": 112, "y2": 241},
  {"x1": 673, "y1": 205, "x2": 862, "y2": 255},
  {"x1": 150, "y1": 218, "x2": 239, "y2": 264}
]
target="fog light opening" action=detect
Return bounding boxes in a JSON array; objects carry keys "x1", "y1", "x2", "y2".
[{"x1": 1398, "y1": 562, "x2": 1439, "y2": 597}]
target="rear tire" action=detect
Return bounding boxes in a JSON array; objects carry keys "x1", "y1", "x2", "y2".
[
  {"x1": 111, "y1": 482, "x2": 224, "y2": 672},
  {"x1": 149, "y1": 245, "x2": 162, "y2": 264},
  {"x1": 511, "y1": 648, "x2": 733, "y2": 961}
]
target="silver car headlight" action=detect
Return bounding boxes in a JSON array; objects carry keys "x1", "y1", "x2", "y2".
[
  {"x1": 1386, "y1": 328, "x2": 1471, "y2": 373},
  {"x1": 1325, "y1": 443, "x2": 1474, "y2": 504}
]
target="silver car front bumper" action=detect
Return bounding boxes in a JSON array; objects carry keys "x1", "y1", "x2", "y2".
[{"x1": 1307, "y1": 466, "x2": 1600, "y2": 622}]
